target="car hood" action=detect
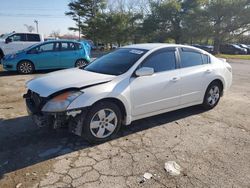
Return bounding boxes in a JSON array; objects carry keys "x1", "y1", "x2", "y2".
[{"x1": 26, "y1": 68, "x2": 116, "y2": 97}]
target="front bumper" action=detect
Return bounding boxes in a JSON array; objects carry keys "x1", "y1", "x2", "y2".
[
  {"x1": 2, "y1": 58, "x2": 16, "y2": 70},
  {"x1": 24, "y1": 90, "x2": 88, "y2": 136}
]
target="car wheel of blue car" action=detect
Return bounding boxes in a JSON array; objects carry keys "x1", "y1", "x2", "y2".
[
  {"x1": 17, "y1": 61, "x2": 34, "y2": 74},
  {"x1": 75, "y1": 59, "x2": 88, "y2": 68}
]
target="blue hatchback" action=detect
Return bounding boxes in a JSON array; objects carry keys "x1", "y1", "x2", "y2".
[{"x1": 2, "y1": 40, "x2": 91, "y2": 74}]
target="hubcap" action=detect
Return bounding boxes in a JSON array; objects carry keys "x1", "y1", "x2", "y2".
[
  {"x1": 207, "y1": 86, "x2": 220, "y2": 106},
  {"x1": 90, "y1": 109, "x2": 118, "y2": 139},
  {"x1": 76, "y1": 60, "x2": 87, "y2": 67},
  {"x1": 20, "y1": 62, "x2": 32, "y2": 73}
]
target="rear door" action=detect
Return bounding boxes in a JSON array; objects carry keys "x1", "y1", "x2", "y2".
[
  {"x1": 178, "y1": 47, "x2": 213, "y2": 105},
  {"x1": 59, "y1": 42, "x2": 79, "y2": 68},
  {"x1": 25, "y1": 34, "x2": 41, "y2": 48},
  {"x1": 130, "y1": 48, "x2": 181, "y2": 116}
]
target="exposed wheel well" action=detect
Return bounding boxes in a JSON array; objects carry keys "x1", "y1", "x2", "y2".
[
  {"x1": 92, "y1": 98, "x2": 127, "y2": 122},
  {"x1": 208, "y1": 79, "x2": 224, "y2": 96}
]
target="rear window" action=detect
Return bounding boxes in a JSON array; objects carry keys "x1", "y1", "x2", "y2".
[{"x1": 27, "y1": 34, "x2": 40, "y2": 42}]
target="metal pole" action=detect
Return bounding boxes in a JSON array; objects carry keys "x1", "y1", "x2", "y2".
[
  {"x1": 34, "y1": 20, "x2": 39, "y2": 33},
  {"x1": 78, "y1": 16, "x2": 81, "y2": 40}
]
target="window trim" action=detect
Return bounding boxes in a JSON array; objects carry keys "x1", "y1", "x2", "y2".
[
  {"x1": 178, "y1": 47, "x2": 209, "y2": 69},
  {"x1": 135, "y1": 47, "x2": 178, "y2": 75},
  {"x1": 60, "y1": 42, "x2": 77, "y2": 51}
]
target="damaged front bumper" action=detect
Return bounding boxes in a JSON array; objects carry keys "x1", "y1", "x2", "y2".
[{"x1": 23, "y1": 90, "x2": 88, "y2": 136}]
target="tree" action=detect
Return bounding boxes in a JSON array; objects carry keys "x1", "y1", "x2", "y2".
[
  {"x1": 204, "y1": 0, "x2": 250, "y2": 53},
  {"x1": 143, "y1": 0, "x2": 204, "y2": 44},
  {"x1": 50, "y1": 30, "x2": 61, "y2": 38},
  {"x1": 65, "y1": 0, "x2": 106, "y2": 41},
  {"x1": 24, "y1": 24, "x2": 35, "y2": 33}
]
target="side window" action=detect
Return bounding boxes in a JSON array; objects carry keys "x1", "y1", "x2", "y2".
[
  {"x1": 75, "y1": 43, "x2": 82, "y2": 50},
  {"x1": 37, "y1": 43, "x2": 54, "y2": 52},
  {"x1": 202, "y1": 54, "x2": 210, "y2": 64},
  {"x1": 54, "y1": 43, "x2": 60, "y2": 51},
  {"x1": 142, "y1": 51, "x2": 176, "y2": 72},
  {"x1": 8, "y1": 34, "x2": 26, "y2": 42},
  {"x1": 180, "y1": 50, "x2": 203, "y2": 68},
  {"x1": 61, "y1": 42, "x2": 75, "y2": 51},
  {"x1": 27, "y1": 34, "x2": 40, "y2": 42}
]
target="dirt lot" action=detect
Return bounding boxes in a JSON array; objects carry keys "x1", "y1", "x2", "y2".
[{"x1": 0, "y1": 59, "x2": 249, "y2": 188}]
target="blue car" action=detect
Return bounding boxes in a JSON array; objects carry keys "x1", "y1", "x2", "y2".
[{"x1": 2, "y1": 40, "x2": 91, "y2": 74}]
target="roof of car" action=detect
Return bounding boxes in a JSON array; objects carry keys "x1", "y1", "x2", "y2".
[{"x1": 122, "y1": 43, "x2": 200, "y2": 51}]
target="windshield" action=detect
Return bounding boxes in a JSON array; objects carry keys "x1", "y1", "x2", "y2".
[
  {"x1": 240, "y1": 44, "x2": 248, "y2": 48},
  {"x1": 84, "y1": 48, "x2": 147, "y2": 75},
  {"x1": 0, "y1": 33, "x2": 11, "y2": 39}
]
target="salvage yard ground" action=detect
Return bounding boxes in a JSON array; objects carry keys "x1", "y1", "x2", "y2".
[{"x1": 0, "y1": 59, "x2": 250, "y2": 188}]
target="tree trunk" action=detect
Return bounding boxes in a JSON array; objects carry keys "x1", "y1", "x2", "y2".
[{"x1": 213, "y1": 36, "x2": 221, "y2": 54}]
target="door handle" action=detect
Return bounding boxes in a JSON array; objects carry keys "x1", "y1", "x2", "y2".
[
  {"x1": 205, "y1": 69, "x2": 212, "y2": 73},
  {"x1": 171, "y1": 77, "x2": 180, "y2": 82}
]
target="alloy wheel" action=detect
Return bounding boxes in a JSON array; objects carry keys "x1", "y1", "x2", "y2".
[
  {"x1": 207, "y1": 85, "x2": 220, "y2": 106},
  {"x1": 90, "y1": 108, "x2": 118, "y2": 139},
  {"x1": 19, "y1": 62, "x2": 33, "y2": 74},
  {"x1": 76, "y1": 60, "x2": 87, "y2": 67}
]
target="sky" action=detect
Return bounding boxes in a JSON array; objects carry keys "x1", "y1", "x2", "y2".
[{"x1": 0, "y1": 0, "x2": 76, "y2": 36}]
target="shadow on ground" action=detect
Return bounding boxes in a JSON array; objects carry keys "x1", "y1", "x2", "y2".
[
  {"x1": 0, "y1": 69, "x2": 61, "y2": 77},
  {"x1": 0, "y1": 106, "x2": 204, "y2": 179}
]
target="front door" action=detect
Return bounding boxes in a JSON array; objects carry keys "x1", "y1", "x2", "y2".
[
  {"x1": 130, "y1": 48, "x2": 181, "y2": 117},
  {"x1": 31, "y1": 42, "x2": 60, "y2": 69},
  {"x1": 4, "y1": 33, "x2": 26, "y2": 55}
]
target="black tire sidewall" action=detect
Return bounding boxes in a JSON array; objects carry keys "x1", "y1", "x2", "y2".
[
  {"x1": 17, "y1": 61, "x2": 34, "y2": 74},
  {"x1": 82, "y1": 101, "x2": 122, "y2": 143},
  {"x1": 75, "y1": 59, "x2": 88, "y2": 67},
  {"x1": 203, "y1": 82, "x2": 222, "y2": 110}
]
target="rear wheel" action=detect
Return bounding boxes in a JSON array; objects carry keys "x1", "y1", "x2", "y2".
[
  {"x1": 75, "y1": 59, "x2": 88, "y2": 68},
  {"x1": 202, "y1": 81, "x2": 222, "y2": 110},
  {"x1": 82, "y1": 101, "x2": 122, "y2": 143},
  {"x1": 17, "y1": 60, "x2": 34, "y2": 74}
]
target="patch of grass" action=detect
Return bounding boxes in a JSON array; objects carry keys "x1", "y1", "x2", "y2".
[{"x1": 216, "y1": 54, "x2": 250, "y2": 60}]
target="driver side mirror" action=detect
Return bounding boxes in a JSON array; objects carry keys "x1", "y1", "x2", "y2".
[
  {"x1": 135, "y1": 67, "x2": 154, "y2": 77},
  {"x1": 5, "y1": 38, "x2": 12, "y2": 44}
]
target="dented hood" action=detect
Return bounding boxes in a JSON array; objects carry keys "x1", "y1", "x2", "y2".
[{"x1": 26, "y1": 68, "x2": 115, "y2": 97}]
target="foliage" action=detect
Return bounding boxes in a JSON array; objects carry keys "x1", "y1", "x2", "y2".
[{"x1": 66, "y1": 0, "x2": 250, "y2": 53}]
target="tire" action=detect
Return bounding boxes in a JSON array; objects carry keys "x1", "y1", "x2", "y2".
[
  {"x1": 82, "y1": 101, "x2": 122, "y2": 143},
  {"x1": 75, "y1": 59, "x2": 88, "y2": 68},
  {"x1": 202, "y1": 81, "x2": 222, "y2": 110},
  {"x1": 0, "y1": 50, "x2": 4, "y2": 61},
  {"x1": 17, "y1": 60, "x2": 34, "y2": 74}
]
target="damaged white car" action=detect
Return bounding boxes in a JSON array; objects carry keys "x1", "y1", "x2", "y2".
[{"x1": 24, "y1": 44, "x2": 232, "y2": 143}]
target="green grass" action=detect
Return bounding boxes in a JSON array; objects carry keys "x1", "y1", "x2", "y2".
[{"x1": 216, "y1": 54, "x2": 250, "y2": 60}]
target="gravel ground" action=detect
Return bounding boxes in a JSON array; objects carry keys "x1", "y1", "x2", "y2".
[{"x1": 0, "y1": 59, "x2": 249, "y2": 188}]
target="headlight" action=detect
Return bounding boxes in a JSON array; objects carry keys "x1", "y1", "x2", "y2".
[
  {"x1": 10, "y1": 54, "x2": 16, "y2": 59},
  {"x1": 42, "y1": 91, "x2": 82, "y2": 112}
]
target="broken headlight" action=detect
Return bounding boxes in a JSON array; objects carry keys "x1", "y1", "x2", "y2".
[{"x1": 42, "y1": 91, "x2": 82, "y2": 112}]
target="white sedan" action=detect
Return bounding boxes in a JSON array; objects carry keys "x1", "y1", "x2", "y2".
[{"x1": 24, "y1": 43, "x2": 232, "y2": 143}]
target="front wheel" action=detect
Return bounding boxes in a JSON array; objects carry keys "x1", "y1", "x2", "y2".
[
  {"x1": 75, "y1": 59, "x2": 88, "y2": 68},
  {"x1": 82, "y1": 101, "x2": 122, "y2": 143},
  {"x1": 202, "y1": 82, "x2": 222, "y2": 110},
  {"x1": 17, "y1": 61, "x2": 34, "y2": 74}
]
